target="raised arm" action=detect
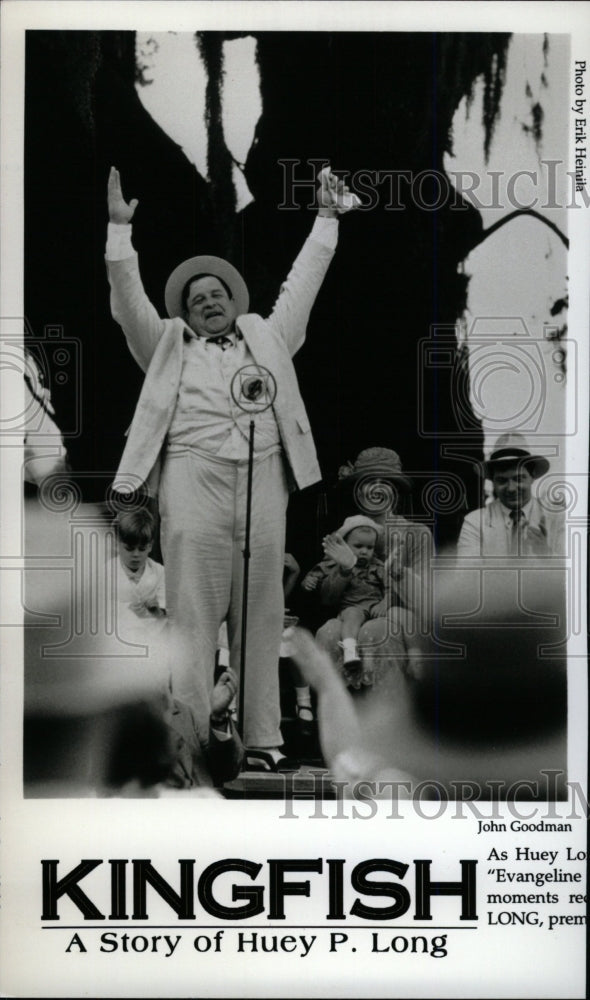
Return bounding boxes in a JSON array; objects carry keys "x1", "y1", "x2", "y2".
[
  {"x1": 318, "y1": 533, "x2": 358, "y2": 606},
  {"x1": 106, "y1": 167, "x2": 166, "y2": 372},
  {"x1": 267, "y1": 167, "x2": 359, "y2": 356},
  {"x1": 289, "y1": 628, "x2": 390, "y2": 787},
  {"x1": 283, "y1": 552, "x2": 301, "y2": 600}
]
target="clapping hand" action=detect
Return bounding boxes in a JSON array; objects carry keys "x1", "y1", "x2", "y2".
[
  {"x1": 526, "y1": 519, "x2": 550, "y2": 555},
  {"x1": 384, "y1": 537, "x2": 404, "y2": 580}
]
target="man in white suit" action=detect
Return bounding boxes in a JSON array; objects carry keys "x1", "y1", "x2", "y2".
[
  {"x1": 106, "y1": 165, "x2": 356, "y2": 764},
  {"x1": 457, "y1": 432, "x2": 565, "y2": 557}
]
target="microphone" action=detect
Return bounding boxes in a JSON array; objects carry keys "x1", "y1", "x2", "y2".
[
  {"x1": 242, "y1": 375, "x2": 264, "y2": 402},
  {"x1": 231, "y1": 364, "x2": 277, "y2": 414}
]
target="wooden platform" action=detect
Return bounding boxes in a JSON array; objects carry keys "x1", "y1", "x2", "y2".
[{"x1": 223, "y1": 765, "x2": 338, "y2": 799}]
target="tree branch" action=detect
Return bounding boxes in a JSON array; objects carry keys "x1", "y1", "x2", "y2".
[{"x1": 469, "y1": 209, "x2": 569, "y2": 251}]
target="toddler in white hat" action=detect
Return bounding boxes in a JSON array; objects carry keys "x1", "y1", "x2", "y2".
[{"x1": 302, "y1": 515, "x2": 389, "y2": 683}]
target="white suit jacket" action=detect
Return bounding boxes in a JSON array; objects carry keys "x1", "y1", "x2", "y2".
[
  {"x1": 457, "y1": 497, "x2": 565, "y2": 557},
  {"x1": 108, "y1": 229, "x2": 335, "y2": 495}
]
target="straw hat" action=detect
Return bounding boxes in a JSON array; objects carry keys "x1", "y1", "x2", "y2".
[
  {"x1": 337, "y1": 447, "x2": 412, "y2": 491},
  {"x1": 164, "y1": 255, "x2": 249, "y2": 319},
  {"x1": 484, "y1": 432, "x2": 549, "y2": 480}
]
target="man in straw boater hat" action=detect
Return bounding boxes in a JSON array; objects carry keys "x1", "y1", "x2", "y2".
[
  {"x1": 106, "y1": 164, "x2": 359, "y2": 768},
  {"x1": 457, "y1": 431, "x2": 565, "y2": 557}
]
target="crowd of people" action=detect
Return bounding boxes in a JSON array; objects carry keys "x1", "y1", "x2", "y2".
[{"x1": 21, "y1": 164, "x2": 568, "y2": 797}]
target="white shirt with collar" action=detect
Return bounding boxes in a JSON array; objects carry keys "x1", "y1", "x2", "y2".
[
  {"x1": 457, "y1": 496, "x2": 565, "y2": 557},
  {"x1": 170, "y1": 330, "x2": 281, "y2": 459},
  {"x1": 499, "y1": 497, "x2": 532, "y2": 528}
]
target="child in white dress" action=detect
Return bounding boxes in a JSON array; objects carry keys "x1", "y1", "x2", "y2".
[{"x1": 114, "y1": 509, "x2": 167, "y2": 643}]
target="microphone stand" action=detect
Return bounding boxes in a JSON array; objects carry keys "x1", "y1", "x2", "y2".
[
  {"x1": 230, "y1": 366, "x2": 277, "y2": 751},
  {"x1": 237, "y1": 417, "x2": 255, "y2": 736}
]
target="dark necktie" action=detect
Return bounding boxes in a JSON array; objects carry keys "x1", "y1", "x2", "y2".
[
  {"x1": 208, "y1": 331, "x2": 242, "y2": 350},
  {"x1": 509, "y1": 508, "x2": 523, "y2": 554},
  {"x1": 209, "y1": 334, "x2": 233, "y2": 350}
]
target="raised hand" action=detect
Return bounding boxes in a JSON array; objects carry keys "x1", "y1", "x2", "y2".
[
  {"x1": 107, "y1": 166, "x2": 139, "y2": 224},
  {"x1": 317, "y1": 165, "x2": 361, "y2": 216},
  {"x1": 322, "y1": 532, "x2": 357, "y2": 570}
]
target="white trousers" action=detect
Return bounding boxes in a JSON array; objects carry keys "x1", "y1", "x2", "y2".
[{"x1": 159, "y1": 447, "x2": 288, "y2": 747}]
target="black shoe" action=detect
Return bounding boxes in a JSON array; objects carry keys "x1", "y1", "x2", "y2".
[
  {"x1": 295, "y1": 704, "x2": 315, "y2": 740},
  {"x1": 243, "y1": 749, "x2": 300, "y2": 773}
]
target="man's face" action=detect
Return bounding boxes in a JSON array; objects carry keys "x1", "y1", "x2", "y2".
[
  {"x1": 183, "y1": 276, "x2": 237, "y2": 339},
  {"x1": 119, "y1": 541, "x2": 151, "y2": 574},
  {"x1": 492, "y1": 463, "x2": 533, "y2": 510},
  {"x1": 346, "y1": 527, "x2": 377, "y2": 566}
]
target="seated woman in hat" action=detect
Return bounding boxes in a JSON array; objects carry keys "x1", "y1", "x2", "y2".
[{"x1": 304, "y1": 447, "x2": 432, "y2": 692}]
